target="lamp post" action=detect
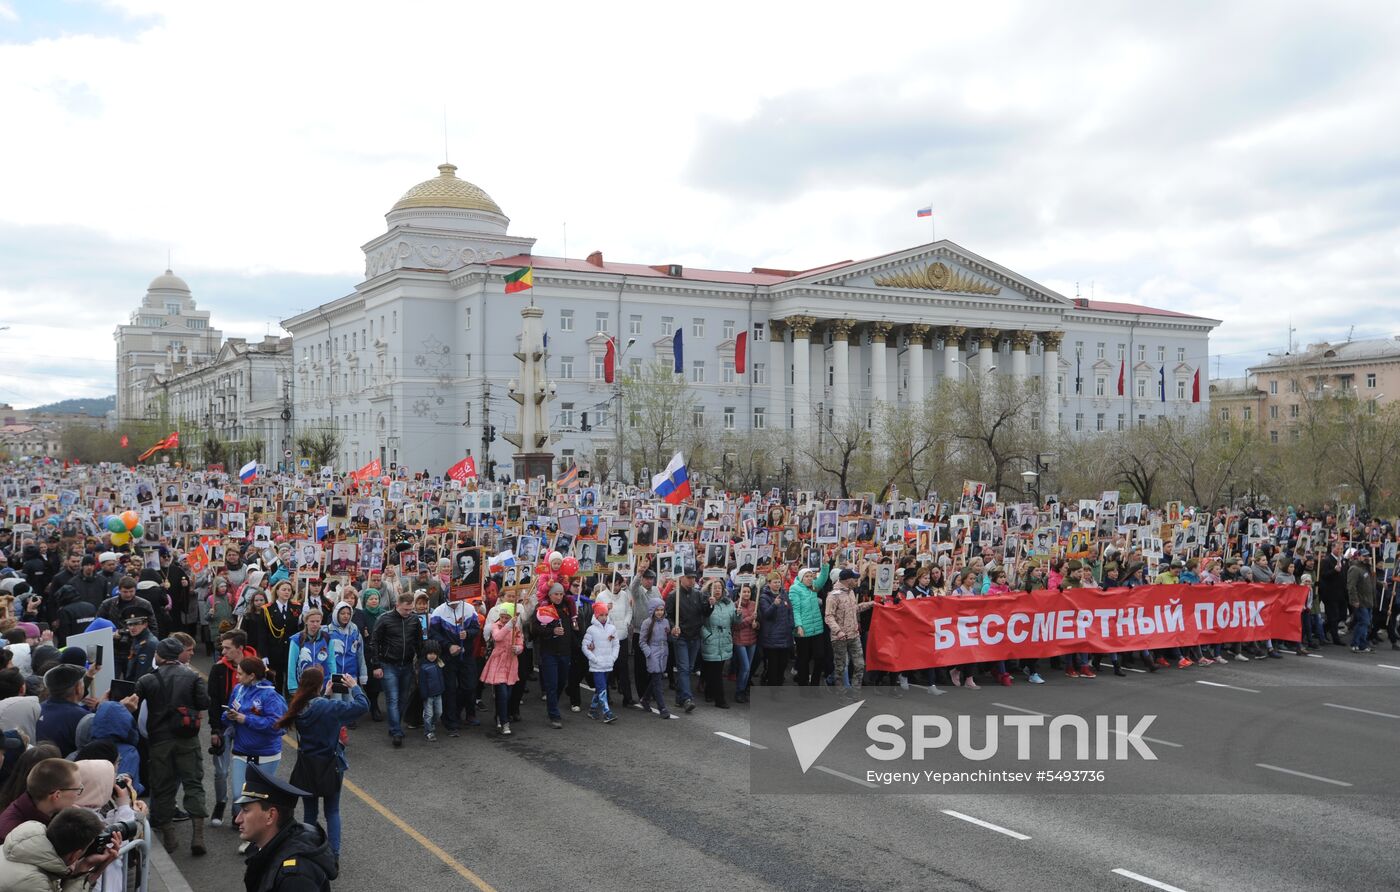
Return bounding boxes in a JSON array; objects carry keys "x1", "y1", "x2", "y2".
[
  {"x1": 612, "y1": 336, "x2": 637, "y2": 484},
  {"x1": 1020, "y1": 468, "x2": 1040, "y2": 506}
]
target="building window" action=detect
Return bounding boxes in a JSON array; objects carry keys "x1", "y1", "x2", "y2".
[
  {"x1": 594, "y1": 356, "x2": 606, "y2": 380},
  {"x1": 1289, "y1": 379, "x2": 1299, "y2": 393},
  {"x1": 722, "y1": 320, "x2": 735, "y2": 340},
  {"x1": 692, "y1": 361, "x2": 705, "y2": 384},
  {"x1": 1095, "y1": 376, "x2": 1106, "y2": 396},
  {"x1": 1220, "y1": 407, "x2": 1230, "y2": 421},
  {"x1": 1096, "y1": 342, "x2": 1105, "y2": 359},
  {"x1": 1176, "y1": 379, "x2": 1186, "y2": 400},
  {"x1": 1177, "y1": 347, "x2": 1186, "y2": 362},
  {"x1": 1074, "y1": 413, "x2": 1084, "y2": 432},
  {"x1": 464, "y1": 404, "x2": 472, "y2": 425},
  {"x1": 1096, "y1": 412, "x2": 1105, "y2": 432},
  {"x1": 465, "y1": 307, "x2": 472, "y2": 331},
  {"x1": 629, "y1": 358, "x2": 642, "y2": 377},
  {"x1": 1290, "y1": 403, "x2": 1300, "y2": 418},
  {"x1": 752, "y1": 322, "x2": 766, "y2": 342},
  {"x1": 692, "y1": 318, "x2": 705, "y2": 338},
  {"x1": 1116, "y1": 413, "x2": 1125, "y2": 431},
  {"x1": 1136, "y1": 377, "x2": 1146, "y2": 398},
  {"x1": 787, "y1": 407, "x2": 794, "y2": 430},
  {"x1": 753, "y1": 362, "x2": 767, "y2": 385},
  {"x1": 827, "y1": 365, "x2": 835, "y2": 387},
  {"x1": 1269, "y1": 380, "x2": 1277, "y2": 394},
  {"x1": 723, "y1": 365, "x2": 735, "y2": 384},
  {"x1": 1368, "y1": 399, "x2": 1379, "y2": 415},
  {"x1": 1057, "y1": 375, "x2": 1064, "y2": 396},
  {"x1": 1270, "y1": 430, "x2": 1279, "y2": 444},
  {"x1": 1269, "y1": 405, "x2": 1279, "y2": 419},
  {"x1": 628, "y1": 408, "x2": 640, "y2": 428},
  {"x1": 1153, "y1": 345, "x2": 1163, "y2": 363},
  {"x1": 1291, "y1": 428, "x2": 1301, "y2": 440},
  {"x1": 692, "y1": 405, "x2": 705, "y2": 427},
  {"x1": 660, "y1": 316, "x2": 674, "y2": 336},
  {"x1": 1137, "y1": 414, "x2": 1147, "y2": 427},
  {"x1": 629, "y1": 314, "x2": 642, "y2": 336},
  {"x1": 1243, "y1": 406, "x2": 1252, "y2": 421},
  {"x1": 1117, "y1": 343, "x2": 1125, "y2": 360},
  {"x1": 1030, "y1": 412, "x2": 1040, "y2": 431},
  {"x1": 560, "y1": 309, "x2": 574, "y2": 332},
  {"x1": 463, "y1": 353, "x2": 472, "y2": 377},
  {"x1": 166, "y1": 302, "x2": 180, "y2": 315},
  {"x1": 560, "y1": 356, "x2": 574, "y2": 379},
  {"x1": 1137, "y1": 344, "x2": 1145, "y2": 362},
  {"x1": 392, "y1": 310, "x2": 397, "y2": 333},
  {"x1": 724, "y1": 407, "x2": 736, "y2": 430},
  {"x1": 560, "y1": 403, "x2": 574, "y2": 428},
  {"x1": 596, "y1": 312, "x2": 609, "y2": 334},
  {"x1": 1368, "y1": 372, "x2": 1377, "y2": 388}
]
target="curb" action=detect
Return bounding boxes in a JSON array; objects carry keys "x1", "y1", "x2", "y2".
[{"x1": 148, "y1": 844, "x2": 197, "y2": 892}]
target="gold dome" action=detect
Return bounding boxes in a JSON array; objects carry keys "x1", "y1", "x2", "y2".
[{"x1": 391, "y1": 163, "x2": 502, "y2": 215}]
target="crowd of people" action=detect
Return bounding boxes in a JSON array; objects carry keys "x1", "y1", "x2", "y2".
[{"x1": 0, "y1": 460, "x2": 1395, "y2": 889}]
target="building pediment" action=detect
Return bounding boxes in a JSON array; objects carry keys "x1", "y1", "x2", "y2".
[{"x1": 779, "y1": 240, "x2": 1071, "y2": 306}]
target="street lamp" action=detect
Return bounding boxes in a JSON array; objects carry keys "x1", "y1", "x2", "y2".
[
  {"x1": 612, "y1": 336, "x2": 637, "y2": 483},
  {"x1": 1023, "y1": 451, "x2": 1055, "y2": 506}
]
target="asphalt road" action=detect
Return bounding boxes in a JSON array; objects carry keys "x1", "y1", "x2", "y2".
[{"x1": 163, "y1": 646, "x2": 1400, "y2": 892}]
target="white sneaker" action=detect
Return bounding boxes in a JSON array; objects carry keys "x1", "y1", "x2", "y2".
[
  {"x1": 926, "y1": 685, "x2": 943, "y2": 695},
  {"x1": 570, "y1": 705, "x2": 581, "y2": 713},
  {"x1": 1234, "y1": 653, "x2": 1250, "y2": 663},
  {"x1": 501, "y1": 723, "x2": 512, "y2": 736},
  {"x1": 897, "y1": 675, "x2": 910, "y2": 690}
]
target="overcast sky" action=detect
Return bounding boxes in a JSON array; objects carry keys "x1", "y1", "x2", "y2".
[{"x1": 2, "y1": 0, "x2": 1398, "y2": 408}]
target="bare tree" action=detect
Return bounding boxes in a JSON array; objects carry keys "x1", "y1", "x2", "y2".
[
  {"x1": 945, "y1": 376, "x2": 1045, "y2": 494},
  {"x1": 621, "y1": 361, "x2": 715, "y2": 480}
]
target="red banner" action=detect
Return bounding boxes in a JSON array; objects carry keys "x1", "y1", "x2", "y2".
[
  {"x1": 866, "y1": 583, "x2": 1309, "y2": 671},
  {"x1": 446, "y1": 456, "x2": 477, "y2": 483},
  {"x1": 349, "y1": 458, "x2": 381, "y2": 483}
]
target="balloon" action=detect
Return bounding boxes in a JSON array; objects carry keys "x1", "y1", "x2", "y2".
[
  {"x1": 121, "y1": 510, "x2": 139, "y2": 531},
  {"x1": 110, "y1": 531, "x2": 130, "y2": 546},
  {"x1": 106, "y1": 516, "x2": 125, "y2": 534},
  {"x1": 560, "y1": 556, "x2": 579, "y2": 576},
  {"x1": 131, "y1": 523, "x2": 145, "y2": 540}
]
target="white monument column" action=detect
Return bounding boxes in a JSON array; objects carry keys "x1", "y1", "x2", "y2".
[
  {"x1": 1040, "y1": 331, "x2": 1062, "y2": 434},
  {"x1": 788, "y1": 315, "x2": 815, "y2": 434},
  {"x1": 829, "y1": 319, "x2": 853, "y2": 424},
  {"x1": 868, "y1": 322, "x2": 892, "y2": 406},
  {"x1": 942, "y1": 325, "x2": 966, "y2": 383},
  {"x1": 907, "y1": 324, "x2": 929, "y2": 403},
  {"x1": 1010, "y1": 330, "x2": 1032, "y2": 379},
  {"x1": 767, "y1": 319, "x2": 787, "y2": 432},
  {"x1": 977, "y1": 328, "x2": 1000, "y2": 382}
]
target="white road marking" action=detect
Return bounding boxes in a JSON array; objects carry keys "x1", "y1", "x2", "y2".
[
  {"x1": 1324, "y1": 702, "x2": 1400, "y2": 719},
  {"x1": 940, "y1": 809, "x2": 1031, "y2": 840},
  {"x1": 714, "y1": 731, "x2": 768, "y2": 749},
  {"x1": 1121, "y1": 666, "x2": 1148, "y2": 672},
  {"x1": 1112, "y1": 867, "x2": 1191, "y2": 891},
  {"x1": 992, "y1": 702, "x2": 1048, "y2": 716},
  {"x1": 1377, "y1": 664, "x2": 1400, "y2": 671},
  {"x1": 1306, "y1": 653, "x2": 1325, "y2": 659},
  {"x1": 1107, "y1": 728, "x2": 1183, "y2": 748},
  {"x1": 813, "y1": 765, "x2": 878, "y2": 788},
  {"x1": 1255, "y1": 763, "x2": 1353, "y2": 787},
  {"x1": 1195, "y1": 680, "x2": 1260, "y2": 693}
]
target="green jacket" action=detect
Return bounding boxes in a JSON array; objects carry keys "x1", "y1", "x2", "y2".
[
  {"x1": 1347, "y1": 563, "x2": 1377, "y2": 609},
  {"x1": 789, "y1": 563, "x2": 830, "y2": 637},
  {"x1": 701, "y1": 598, "x2": 737, "y2": 662}
]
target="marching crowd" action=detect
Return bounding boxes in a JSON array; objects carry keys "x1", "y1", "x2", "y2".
[{"x1": 0, "y1": 462, "x2": 1396, "y2": 890}]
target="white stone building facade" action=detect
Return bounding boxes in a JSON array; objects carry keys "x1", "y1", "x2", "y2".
[
  {"x1": 114, "y1": 270, "x2": 223, "y2": 421},
  {"x1": 283, "y1": 163, "x2": 1221, "y2": 478}
]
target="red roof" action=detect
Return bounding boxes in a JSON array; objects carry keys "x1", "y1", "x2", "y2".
[{"x1": 1077, "y1": 300, "x2": 1209, "y2": 320}]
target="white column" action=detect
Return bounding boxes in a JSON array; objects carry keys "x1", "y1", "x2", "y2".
[
  {"x1": 907, "y1": 324, "x2": 928, "y2": 403},
  {"x1": 789, "y1": 316, "x2": 815, "y2": 434},
  {"x1": 943, "y1": 325, "x2": 966, "y2": 382},
  {"x1": 1010, "y1": 330, "x2": 1030, "y2": 379},
  {"x1": 978, "y1": 328, "x2": 1000, "y2": 381},
  {"x1": 768, "y1": 319, "x2": 787, "y2": 431},
  {"x1": 1041, "y1": 331, "x2": 1062, "y2": 434},
  {"x1": 830, "y1": 320, "x2": 853, "y2": 425},
  {"x1": 869, "y1": 322, "x2": 892, "y2": 407}
]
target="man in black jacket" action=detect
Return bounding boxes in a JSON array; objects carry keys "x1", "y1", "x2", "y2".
[
  {"x1": 235, "y1": 764, "x2": 337, "y2": 891},
  {"x1": 136, "y1": 637, "x2": 211, "y2": 856},
  {"x1": 370, "y1": 592, "x2": 422, "y2": 747},
  {"x1": 664, "y1": 566, "x2": 711, "y2": 713},
  {"x1": 1319, "y1": 543, "x2": 1347, "y2": 645},
  {"x1": 68, "y1": 556, "x2": 109, "y2": 611}
]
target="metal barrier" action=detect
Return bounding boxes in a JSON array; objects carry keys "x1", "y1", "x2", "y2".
[{"x1": 94, "y1": 818, "x2": 152, "y2": 892}]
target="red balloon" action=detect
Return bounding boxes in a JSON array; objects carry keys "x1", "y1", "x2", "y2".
[{"x1": 560, "y1": 556, "x2": 579, "y2": 576}]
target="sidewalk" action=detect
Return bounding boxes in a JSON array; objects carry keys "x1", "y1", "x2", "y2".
[{"x1": 147, "y1": 843, "x2": 196, "y2": 892}]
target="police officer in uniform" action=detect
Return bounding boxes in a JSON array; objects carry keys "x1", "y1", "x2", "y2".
[{"x1": 235, "y1": 763, "x2": 338, "y2": 891}]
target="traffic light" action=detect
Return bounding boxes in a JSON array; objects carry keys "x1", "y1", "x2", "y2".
[
  {"x1": 487, "y1": 459, "x2": 497, "y2": 481},
  {"x1": 580, "y1": 412, "x2": 591, "y2": 432},
  {"x1": 486, "y1": 424, "x2": 497, "y2": 443}
]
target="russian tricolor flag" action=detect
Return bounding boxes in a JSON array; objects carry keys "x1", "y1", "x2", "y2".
[
  {"x1": 916, "y1": 206, "x2": 933, "y2": 218},
  {"x1": 239, "y1": 460, "x2": 258, "y2": 483},
  {"x1": 314, "y1": 514, "x2": 329, "y2": 541},
  {"x1": 651, "y1": 451, "x2": 692, "y2": 505}
]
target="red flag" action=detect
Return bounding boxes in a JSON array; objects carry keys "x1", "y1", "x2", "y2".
[
  {"x1": 1117, "y1": 359, "x2": 1124, "y2": 396},
  {"x1": 120, "y1": 434, "x2": 129, "y2": 448},
  {"x1": 603, "y1": 337, "x2": 616, "y2": 384},
  {"x1": 136, "y1": 431, "x2": 179, "y2": 462},
  {"x1": 735, "y1": 331, "x2": 747, "y2": 375},
  {"x1": 349, "y1": 458, "x2": 381, "y2": 483},
  {"x1": 1192, "y1": 368, "x2": 1200, "y2": 403},
  {"x1": 446, "y1": 456, "x2": 477, "y2": 483}
]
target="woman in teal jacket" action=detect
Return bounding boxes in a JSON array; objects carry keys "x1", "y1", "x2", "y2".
[
  {"x1": 699, "y1": 579, "x2": 737, "y2": 708},
  {"x1": 789, "y1": 562, "x2": 830, "y2": 686}
]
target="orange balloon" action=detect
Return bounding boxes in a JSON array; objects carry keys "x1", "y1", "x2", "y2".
[{"x1": 121, "y1": 510, "x2": 140, "y2": 530}]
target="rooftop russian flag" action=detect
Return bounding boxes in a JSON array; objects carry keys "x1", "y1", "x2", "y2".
[
  {"x1": 238, "y1": 460, "x2": 258, "y2": 483},
  {"x1": 916, "y1": 206, "x2": 933, "y2": 218},
  {"x1": 651, "y1": 452, "x2": 691, "y2": 505},
  {"x1": 504, "y1": 266, "x2": 533, "y2": 293}
]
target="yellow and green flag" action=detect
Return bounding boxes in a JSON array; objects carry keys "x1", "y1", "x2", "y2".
[{"x1": 504, "y1": 266, "x2": 533, "y2": 293}]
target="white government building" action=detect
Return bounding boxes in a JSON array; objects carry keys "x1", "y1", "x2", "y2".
[{"x1": 269, "y1": 162, "x2": 1217, "y2": 478}]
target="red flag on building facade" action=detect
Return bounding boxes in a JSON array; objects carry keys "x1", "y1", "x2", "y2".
[
  {"x1": 603, "y1": 337, "x2": 616, "y2": 384},
  {"x1": 1117, "y1": 359, "x2": 1125, "y2": 396},
  {"x1": 735, "y1": 331, "x2": 747, "y2": 374},
  {"x1": 1192, "y1": 368, "x2": 1201, "y2": 403}
]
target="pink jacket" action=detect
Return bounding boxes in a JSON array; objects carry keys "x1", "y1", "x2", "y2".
[{"x1": 479, "y1": 621, "x2": 523, "y2": 686}]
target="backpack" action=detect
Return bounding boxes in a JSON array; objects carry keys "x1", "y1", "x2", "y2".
[{"x1": 159, "y1": 669, "x2": 203, "y2": 739}]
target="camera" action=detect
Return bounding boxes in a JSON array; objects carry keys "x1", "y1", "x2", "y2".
[
  {"x1": 331, "y1": 675, "x2": 349, "y2": 694},
  {"x1": 84, "y1": 819, "x2": 139, "y2": 856}
]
